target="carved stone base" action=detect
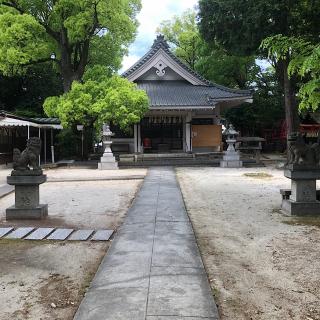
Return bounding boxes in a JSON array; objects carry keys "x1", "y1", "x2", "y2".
[
  {"x1": 98, "y1": 162, "x2": 118, "y2": 170},
  {"x1": 220, "y1": 160, "x2": 243, "y2": 168},
  {"x1": 6, "y1": 204, "x2": 48, "y2": 220},
  {"x1": 220, "y1": 150, "x2": 242, "y2": 168},
  {"x1": 98, "y1": 153, "x2": 118, "y2": 170},
  {"x1": 6, "y1": 174, "x2": 48, "y2": 220},
  {"x1": 281, "y1": 199, "x2": 320, "y2": 216}
]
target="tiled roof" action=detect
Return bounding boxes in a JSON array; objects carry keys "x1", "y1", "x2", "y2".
[
  {"x1": 0, "y1": 110, "x2": 60, "y2": 124},
  {"x1": 32, "y1": 117, "x2": 60, "y2": 124},
  {"x1": 137, "y1": 81, "x2": 251, "y2": 108},
  {"x1": 123, "y1": 35, "x2": 252, "y2": 98}
]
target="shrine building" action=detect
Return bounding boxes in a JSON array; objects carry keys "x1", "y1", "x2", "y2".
[{"x1": 117, "y1": 35, "x2": 252, "y2": 154}]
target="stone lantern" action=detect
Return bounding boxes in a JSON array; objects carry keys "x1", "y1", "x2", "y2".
[
  {"x1": 98, "y1": 124, "x2": 118, "y2": 170},
  {"x1": 220, "y1": 124, "x2": 242, "y2": 168}
]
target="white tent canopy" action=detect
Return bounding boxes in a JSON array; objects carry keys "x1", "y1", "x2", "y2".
[
  {"x1": 0, "y1": 112, "x2": 62, "y2": 164},
  {"x1": 0, "y1": 116, "x2": 62, "y2": 129}
]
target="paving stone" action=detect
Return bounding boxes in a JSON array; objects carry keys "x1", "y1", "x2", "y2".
[
  {"x1": 74, "y1": 287, "x2": 148, "y2": 320},
  {"x1": 147, "y1": 317, "x2": 217, "y2": 320},
  {"x1": 155, "y1": 221, "x2": 194, "y2": 236},
  {"x1": 90, "y1": 263, "x2": 150, "y2": 289},
  {"x1": 147, "y1": 266, "x2": 219, "y2": 319},
  {"x1": 68, "y1": 229, "x2": 94, "y2": 241},
  {"x1": 5, "y1": 227, "x2": 34, "y2": 239},
  {"x1": 91, "y1": 229, "x2": 114, "y2": 241},
  {"x1": 152, "y1": 237, "x2": 203, "y2": 268},
  {"x1": 25, "y1": 228, "x2": 55, "y2": 240},
  {"x1": 0, "y1": 227, "x2": 14, "y2": 238},
  {"x1": 47, "y1": 228, "x2": 74, "y2": 240}
]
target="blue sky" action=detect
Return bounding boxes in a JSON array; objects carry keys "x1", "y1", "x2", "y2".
[{"x1": 120, "y1": 0, "x2": 198, "y2": 73}]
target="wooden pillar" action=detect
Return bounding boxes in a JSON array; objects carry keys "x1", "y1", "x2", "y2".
[
  {"x1": 51, "y1": 128, "x2": 55, "y2": 163},
  {"x1": 134, "y1": 124, "x2": 138, "y2": 153},
  {"x1": 185, "y1": 113, "x2": 192, "y2": 152},
  {"x1": 38, "y1": 127, "x2": 41, "y2": 165},
  {"x1": 44, "y1": 128, "x2": 47, "y2": 164},
  {"x1": 137, "y1": 123, "x2": 142, "y2": 153}
]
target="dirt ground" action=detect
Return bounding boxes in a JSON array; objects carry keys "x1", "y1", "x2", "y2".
[
  {"x1": 0, "y1": 169, "x2": 144, "y2": 320},
  {"x1": 177, "y1": 167, "x2": 320, "y2": 320}
]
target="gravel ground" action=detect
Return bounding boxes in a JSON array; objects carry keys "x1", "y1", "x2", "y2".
[
  {"x1": 0, "y1": 168, "x2": 143, "y2": 320},
  {"x1": 177, "y1": 166, "x2": 320, "y2": 320}
]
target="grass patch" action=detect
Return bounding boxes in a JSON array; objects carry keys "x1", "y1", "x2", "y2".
[{"x1": 243, "y1": 172, "x2": 273, "y2": 179}]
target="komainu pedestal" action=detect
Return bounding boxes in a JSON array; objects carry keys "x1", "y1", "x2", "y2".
[
  {"x1": 6, "y1": 173, "x2": 48, "y2": 220},
  {"x1": 281, "y1": 132, "x2": 320, "y2": 216},
  {"x1": 281, "y1": 165, "x2": 320, "y2": 216},
  {"x1": 6, "y1": 137, "x2": 48, "y2": 220}
]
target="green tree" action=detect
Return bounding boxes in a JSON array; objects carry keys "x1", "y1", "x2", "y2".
[
  {"x1": 157, "y1": 9, "x2": 257, "y2": 89},
  {"x1": 196, "y1": 44, "x2": 257, "y2": 89},
  {"x1": 0, "y1": 0, "x2": 141, "y2": 92},
  {"x1": 157, "y1": 9, "x2": 202, "y2": 69},
  {"x1": 44, "y1": 70, "x2": 149, "y2": 131},
  {"x1": 198, "y1": 0, "x2": 320, "y2": 134},
  {"x1": 262, "y1": 36, "x2": 320, "y2": 112}
]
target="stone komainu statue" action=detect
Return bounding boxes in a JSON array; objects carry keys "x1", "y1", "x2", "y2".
[
  {"x1": 288, "y1": 132, "x2": 320, "y2": 166},
  {"x1": 13, "y1": 137, "x2": 41, "y2": 171}
]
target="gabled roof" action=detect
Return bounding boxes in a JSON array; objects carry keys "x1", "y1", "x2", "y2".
[
  {"x1": 122, "y1": 35, "x2": 252, "y2": 101},
  {"x1": 122, "y1": 35, "x2": 211, "y2": 86}
]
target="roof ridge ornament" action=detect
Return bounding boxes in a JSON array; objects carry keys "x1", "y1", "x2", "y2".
[{"x1": 152, "y1": 34, "x2": 170, "y2": 49}]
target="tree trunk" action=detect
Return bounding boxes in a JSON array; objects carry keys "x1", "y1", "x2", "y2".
[
  {"x1": 61, "y1": 71, "x2": 80, "y2": 92},
  {"x1": 59, "y1": 31, "x2": 89, "y2": 92},
  {"x1": 281, "y1": 58, "x2": 299, "y2": 136}
]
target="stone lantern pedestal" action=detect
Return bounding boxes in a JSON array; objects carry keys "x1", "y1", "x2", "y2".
[
  {"x1": 6, "y1": 172, "x2": 48, "y2": 220},
  {"x1": 281, "y1": 165, "x2": 320, "y2": 216},
  {"x1": 98, "y1": 124, "x2": 118, "y2": 170},
  {"x1": 220, "y1": 124, "x2": 242, "y2": 168}
]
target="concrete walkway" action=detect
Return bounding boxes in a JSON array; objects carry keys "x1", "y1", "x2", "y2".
[
  {"x1": 0, "y1": 184, "x2": 13, "y2": 199},
  {"x1": 74, "y1": 167, "x2": 219, "y2": 320}
]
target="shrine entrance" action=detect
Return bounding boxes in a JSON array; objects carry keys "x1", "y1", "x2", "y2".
[{"x1": 140, "y1": 116, "x2": 184, "y2": 153}]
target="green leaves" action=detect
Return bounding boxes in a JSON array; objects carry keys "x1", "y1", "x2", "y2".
[
  {"x1": 0, "y1": 0, "x2": 141, "y2": 89},
  {"x1": 44, "y1": 75, "x2": 149, "y2": 131},
  {"x1": 157, "y1": 9, "x2": 202, "y2": 69},
  {"x1": 262, "y1": 35, "x2": 320, "y2": 111},
  {"x1": 0, "y1": 12, "x2": 51, "y2": 75}
]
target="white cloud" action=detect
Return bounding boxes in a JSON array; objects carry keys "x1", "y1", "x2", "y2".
[
  {"x1": 119, "y1": 0, "x2": 198, "y2": 73},
  {"x1": 121, "y1": 54, "x2": 141, "y2": 73}
]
